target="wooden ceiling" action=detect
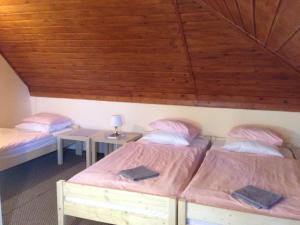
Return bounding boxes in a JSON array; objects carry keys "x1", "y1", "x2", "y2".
[
  {"x1": 0, "y1": 0, "x2": 299, "y2": 111},
  {"x1": 203, "y1": 0, "x2": 300, "y2": 72}
]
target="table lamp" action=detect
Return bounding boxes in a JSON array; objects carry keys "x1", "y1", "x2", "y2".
[{"x1": 110, "y1": 115, "x2": 122, "y2": 137}]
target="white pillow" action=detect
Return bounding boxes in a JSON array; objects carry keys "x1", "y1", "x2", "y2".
[
  {"x1": 223, "y1": 141, "x2": 283, "y2": 157},
  {"x1": 141, "y1": 131, "x2": 190, "y2": 146},
  {"x1": 16, "y1": 121, "x2": 72, "y2": 133},
  {"x1": 22, "y1": 113, "x2": 72, "y2": 126}
]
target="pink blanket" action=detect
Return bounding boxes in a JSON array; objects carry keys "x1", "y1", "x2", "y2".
[
  {"x1": 0, "y1": 128, "x2": 50, "y2": 152},
  {"x1": 69, "y1": 140, "x2": 209, "y2": 197},
  {"x1": 182, "y1": 149, "x2": 300, "y2": 220}
]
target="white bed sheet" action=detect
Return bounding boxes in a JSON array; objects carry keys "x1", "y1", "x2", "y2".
[
  {"x1": 0, "y1": 135, "x2": 56, "y2": 158},
  {"x1": 0, "y1": 127, "x2": 72, "y2": 158}
]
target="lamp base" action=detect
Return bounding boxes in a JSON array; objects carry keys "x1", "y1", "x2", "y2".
[{"x1": 107, "y1": 132, "x2": 122, "y2": 139}]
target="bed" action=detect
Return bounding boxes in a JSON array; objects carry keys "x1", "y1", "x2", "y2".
[
  {"x1": 56, "y1": 136, "x2": 210, "y2": 225},
  {"x1": 0, "y1": 127, "x2": 72, "y2": 172},
  {"x1": 179, "y1": 140, "x2": 300, "y2": 225}
]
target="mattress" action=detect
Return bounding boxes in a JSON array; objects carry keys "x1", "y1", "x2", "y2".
[
  {"x1": 0, "y1": 128, "x2": 51, "y2": 152},
  {"x1": 0, "y1": 127, "x2": 72, "y2": 158},
  {"x1": 182, "y1": 145, "x2": 300, "y2": 222},
  {"x1": 69, "y1": 137, "x2": 210, "y2": 197}
]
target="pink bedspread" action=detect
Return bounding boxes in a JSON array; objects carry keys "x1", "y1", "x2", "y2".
[
  {"x1": 182, "y1": 149, "x2": 300, "y2": 220},
  {"x1": 69, "y1": 139, "x2": 209, "y2": 197},
  {"x1": 0, "y1": 128, "x2": 50, "y2": 152}
]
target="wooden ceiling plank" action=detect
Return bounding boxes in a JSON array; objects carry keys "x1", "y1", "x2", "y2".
[
  {"x1": 201, "y1": 0, "x2": 220, "y2": 12},
  {"x1": 236, "y1": 0, "x2": 255, "y2": 36},
  {"x1": 262, "y1": 0, "x2": 282, "y2": 46},
  {"x1": 222, "y1": 0, "x2": 245, "y2": 28},
  {"x1": 277, "y1": 27, "x2": 300, "y2": 52},
  {"x1": 172, "y1": 0, "x2": 197, "y2": 97},
  {"x1": 266, "y1": 1, "x2": 300, "y2": 51},
  {"x1": 213, "y1": 0, "x2": 234, "y2": 21},
  {"x1": 0, "y1": 2, "x2": 174, "y2": 15},
  {"x1": 0, "y1": 39, "x2": 183, "y2": 49},
  {"x1": 278, "y1": 30, "x2": 300, "y2": 70}
]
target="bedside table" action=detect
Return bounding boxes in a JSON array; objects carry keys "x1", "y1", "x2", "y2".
[
  {"x1": 57, "y1": 128, "x2": 99, "y2": 167},
  {"x1": 91, "y1": 131, "x2": 142, "y2": 164}
]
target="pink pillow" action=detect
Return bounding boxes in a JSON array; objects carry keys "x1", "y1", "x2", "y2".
[
  {"x1": 149, "y1": 119, "x2": 200, "y2": 141},
  {"x1": 23, "y1": 113, "x2": 72, "y2": 126},
  {"x1": 228, "y1": 125, "x2": 283, "y2": 146}
]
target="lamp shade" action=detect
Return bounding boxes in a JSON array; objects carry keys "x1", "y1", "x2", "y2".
[{"x1": 111, "y1": 115, "x2": 122, "y2": 127}]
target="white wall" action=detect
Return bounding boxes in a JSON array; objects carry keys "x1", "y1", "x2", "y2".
[
  {"x1": 31, "y1": 97, "x2": 300, "y2": 147},
  {"x1": 0, "y1": 55, "x2": 31, "y2": 127}
]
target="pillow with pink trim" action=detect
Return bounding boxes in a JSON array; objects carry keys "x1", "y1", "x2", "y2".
[
  {"x1": 228, "y1": 125, "x2": 283, "y2": 146},
  {"x1": 22, "y1": 113, "x2": 72, "y2": 126},
  {"x1": 149, "y1": 119, "x2": 200, "y2": 141}
]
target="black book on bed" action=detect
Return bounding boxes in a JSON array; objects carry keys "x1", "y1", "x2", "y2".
[
  {"x1": 119, "y1": 166, "x2": 159, "y2": 181},
  {"x1": 231, "y1": 185, "x2": 283, "y2": 209}
]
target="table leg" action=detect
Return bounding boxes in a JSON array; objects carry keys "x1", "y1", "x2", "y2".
[
  {"x1": 91, "y1": 141, "x2": 96, "y2": 164},
  {"x1": 104, "y1": 143, "x2": 109, "y2": 156},
  {"x1": 57, "y1": 137, "x2": 63, "y2": 165},
  {"x1": 85, "y1": 140, "x2": 91, "y2": 167},
  {"x1": 75, "y1": 142, "x2": 83, "y2": 156},
  {"x1": 0, "y1": 193, "x2": 3, "y2": 225},
  {"x1": 108, "y1": 144, "x2": 113, "y2": 155}
]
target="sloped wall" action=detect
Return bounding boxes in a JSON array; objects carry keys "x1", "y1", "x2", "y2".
[{"x1": 0, "y1": 55, "x2": 31, "y2": 127}]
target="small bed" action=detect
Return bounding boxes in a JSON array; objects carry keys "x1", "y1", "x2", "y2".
[
  {"x1": 57, "y1": 136, "x2": 210, "y2": 225},
  {"x1": 0, "y1": 113, "x2": 74, "y2": 172},
  {"x1": 179, "y1": 140, "x2": 300, "y2": 225},
  {"x1": 0, "y1": 127, "x2": 72, "y2": 172}
]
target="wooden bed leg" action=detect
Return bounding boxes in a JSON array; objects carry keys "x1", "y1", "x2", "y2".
[
  {"x1": 178, "y1": 200, "x2": 186, "y2": 225},
  {"x1": 57, "y1": 180, "x2": 66, "y2": 225},
  {"x1": 169, "y1": 198, "x2": 177, "y2": 225}
]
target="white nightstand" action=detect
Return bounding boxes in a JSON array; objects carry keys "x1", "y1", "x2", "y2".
[
  {"x1": 91, "y1": 131, "x2": 142, "y2": 164},
  {"x1": 57, "y1": 128, "x2": 99, "y2": 167}
]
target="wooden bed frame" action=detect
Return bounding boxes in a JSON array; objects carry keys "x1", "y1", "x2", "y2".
[
  {"x1": 178, "y1": 200, "x2": 300, "y2": 225},
  {"x1": 57, "y1": 180, "x2": 177, "y2": 225},
  {"x1": 0, "y1": 143, "x2": 57, "y2": 172}
]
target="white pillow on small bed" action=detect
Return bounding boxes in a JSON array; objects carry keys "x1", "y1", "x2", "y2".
[
  {"x1": 141, "y1": 131, "x2": 191, "y2": 146},
  {"x1": 16, "y1": 121, "x2": 72, "y2": 133},
  {"x1": 223, "y1": 141, "x2": 283, "y2": 157},
  {"x1": 22, "y1": 113, "x2": 72, "y2": 126}
]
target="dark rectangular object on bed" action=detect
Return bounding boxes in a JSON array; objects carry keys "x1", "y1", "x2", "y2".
[
  {"x1": 231, "y1": 185, "x2": 283, "y2": 209},
  {"x1": 119, "y1": 166, "x2": 159, "y2": 181}
]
